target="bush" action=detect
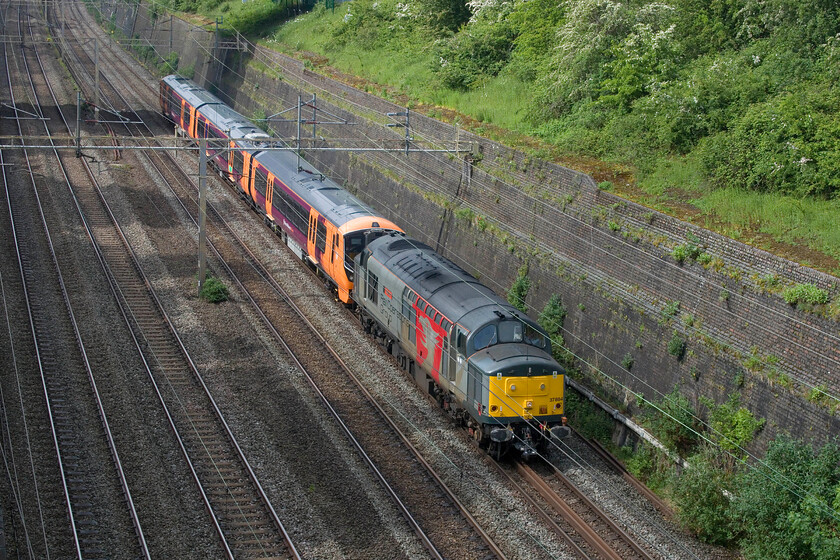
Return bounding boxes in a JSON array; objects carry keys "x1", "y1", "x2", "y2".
[
  {"x1": 507, "y1": 266, "x2": 530, "y2": 313},
  {"x1": 224, "y1": 0, "x2": 286, "y2": 36},
  {"x1": 644, "y1": 387, "x2": 699, "y2": 453},
  {"x1": 703, "y1": 393, "x2": 765, "y2": 457},
  {"x1": 782, "y1": 283, "x2": 830, "y2": 305},
  {"x1": 433, "y1": 19, "x2": 516, "y2": 90},
  {"x1": 734, "y1": 436, "x2": 840, "y2": 560},
  {"x1": 199, "y1": 276, "x2": 229, "y2": 303},
  {"x1": 671, "y1": 446, "x2": 736, "y2": 545},
  {"x1": 668, "y1": 331, "x2": 686, "y2": 360},
  {"x1": 538, "y1": 294, "x2": 566, "y2": 349}
]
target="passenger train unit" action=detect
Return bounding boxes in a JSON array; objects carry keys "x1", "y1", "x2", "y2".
[
  {"x1": 159, "y1": 74, "x2": 401, "y2": 303},
  {"x1": 159, "y1": 75, "x2": 568, "y2": 459}
]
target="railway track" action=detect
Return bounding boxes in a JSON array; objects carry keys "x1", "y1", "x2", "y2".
[
  {"x1": 58, "y1": 10, "x2": 511, "y2": 558},
  {"x1": 7, "y1": 2, "x2": 301, "y2": 558},
  {"x1": 27, "y1": 4, "x2": 718, "y2": 560},
  {"x1": 517, "y1": 461, "x2": 654, "y2": 560},
  {"x1": 1, "y1": 3, "x2": 148, "y2": 558}
]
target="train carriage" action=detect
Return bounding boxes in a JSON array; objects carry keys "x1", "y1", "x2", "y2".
[
  {"x1": 355, "y1": 233, "x2": 569, "y2": 459},
  {"x1": 159, "y1": 75, "x2": 401, "y2": 302}
]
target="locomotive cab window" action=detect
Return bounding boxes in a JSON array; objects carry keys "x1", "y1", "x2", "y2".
[
  {"x1": 523, "y1": 323, "x2": 547, "y2": 349},
  {"x1": 456, "y1": 329, "x2": 467, "y2": 356},
  {"x1": 402, "y1": 289, "x2": 417, "y2": 344},
  {"x1": 472, "y1": 324, "x2": 497, "y2": 352}
]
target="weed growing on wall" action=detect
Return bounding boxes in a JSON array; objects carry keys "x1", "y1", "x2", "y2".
[{"x1": 507, "y1": 265, "x2": 530, "y2": 312}]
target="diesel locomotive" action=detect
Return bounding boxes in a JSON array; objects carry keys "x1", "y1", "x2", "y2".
[
  {"x1": 355, "y1": 233, "x2": 569, "y2": 459},
  {"x1": 159, "y1": 75, "x2": 402, "y2": 302},
  {"x1": 159, "y1": 75, "x2": 568, "y2": 459}
]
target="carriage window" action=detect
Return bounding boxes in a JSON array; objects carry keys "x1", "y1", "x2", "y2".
[
  {"x1": 472, "y1": 324, "x2": 497, "y2": 351},
  {"x1": 367, "y1": 271, "x2": 378, "y2": 304},
  {"x1": 254, "y1": 169, "x2": 267, "y2": 196},
  {"x1": 316, "y1": 221, "x2": 327, "y2": 253},
  {"x1": 499, "y1": 321, "x2": 523, "y2": 343},
  {"x1": 233, "y1": 150, "x2": 244, "y2": 177}
]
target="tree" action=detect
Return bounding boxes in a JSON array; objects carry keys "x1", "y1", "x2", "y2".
[{"x1": 733, "y1": 436, "x2": 840, "y2": 560}]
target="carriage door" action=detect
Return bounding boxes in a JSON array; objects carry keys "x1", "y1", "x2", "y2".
[
  {"x1": 265, "y1": 174, "x2": 274, "y2": 217},
  {"x1": 452, "y1": 328, "x2": 468, "y2": 399},
  {"x1": 179, "y1": 98, "x2": 186, "y2": 131},
  {"x1": 189, "y1": 106, "x2": 197, "y2": 139},
  {"x1": 466, "y1": 362, "x2": 484, "y2": 416},
  {"x1": 241, "y1": 152, "x2": 253, "y2": 199},
  {"x1": 307, "y1": 210, "x2": 318, "y2": 262}
]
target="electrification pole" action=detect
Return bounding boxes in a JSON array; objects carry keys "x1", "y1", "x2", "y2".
[{"x1": 197, "y1": 138, "x2": 208, "y2": 293}]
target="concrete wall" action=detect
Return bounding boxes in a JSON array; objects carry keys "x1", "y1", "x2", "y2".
[{"x1": 111, "y1": 1, "x2": 840, "y2": 452}]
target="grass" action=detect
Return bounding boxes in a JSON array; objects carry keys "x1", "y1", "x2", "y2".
[
  {"x1": 692, "y1": 189, "x2": 840, "y2": 271},
  {"x1": 250, "y1": 4, "x2": 840, "y2": 278}
]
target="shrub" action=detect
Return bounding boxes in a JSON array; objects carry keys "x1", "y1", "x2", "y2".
[
  {"x1": 538, "y1": 294, "x2": 568, "y2": 362},
  {"x1": 434, "y1": 20, "x2": 516, "y2": 90},
  {"x1": 645, "y1": 386, "x2": 698, "y2": 453},
  {"x1": 782, "y1": 283, "x2": 829, "y2": 305},
  {"x1": 671, "y1": 446, "x2": 736, "y2": 545},
  {"x1": 621, "y1": 353, "x2": 634, "y2": 370},
  {"x1": 733, "y1": 436, "x2": 840, "y2": 560},
  {"x1": 199, "y1": 276, "x2": 229, "y2": 303},
  {"x1": 660, "y1": 300, "x2": 680, "y2": 324},
  {"x1": 668, "y1": 331, "x2": 686, "y2": 360},
  {"x1": 671, "y1": 244, "x2": 689, "y2": 263},
  {"x1": 507, "y1": 266, "x2": 530, "y2": 313},
  {"x1": 224, "y1": 0, "x2": 286, "y2": 36},
  {"x1": 703, "y1": 394, "x2": 765, "y2": 457}
]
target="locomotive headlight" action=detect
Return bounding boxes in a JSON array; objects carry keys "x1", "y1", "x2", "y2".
[
  {"x1": 540, "y1": 383, "x2": 546, "y2": 391},
  {"x1": 510, "y1": 384, "x2": 516, "y2": 391},
  {"x1": 525, "y1": 400, "x2": 533, "y2": 409}
]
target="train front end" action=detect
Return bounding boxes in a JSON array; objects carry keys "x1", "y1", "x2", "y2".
[{"x1": 471, "y1": 348, "x2": 570, "y2": 460}]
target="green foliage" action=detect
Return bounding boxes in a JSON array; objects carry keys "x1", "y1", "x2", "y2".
[
  {"x1": 701, "y1": 86, "x2": 840, "y2": 198},
  {"x1": 733, "y1": 436, "x2": 840, "y2": 560},
  {"x1": 564, "y1": 391, "x2": 614, "y2": 442},
  {"x1": 507, "y1": 265, "x2": 530, "y2": 313},
  {"x1": 224, "y1": 0, "x2": 288, "y2": 36},
  {"x1": 433, "y1": 16, "x2": 515, "y2": 90},
  {"x1": 538, "y1": 294, "x2": 567, "y2": 360},
  {"x1": 703, "y1": 393, "x2": 765, "y2": 457},
  {"x1": 621, "y1": 353, "x2": 633, "y2": 370},
  {"x1": 330, "y1": 0, "x2": 415, "y2": 49},
  {"x1": 644, "y1": 387, "x2": 698, "y2": 453},
  {"x1": 161, "y1": 52, "x2": 179, "y2": 75},
  {"x1": 199, "y1": 276, "x2": 229, "y2": 303},
  {"x1": 413, "y1": 0, "x2": 470, "y2": 34},
  {"x1": 671, "y1": 446, "x2": 736, "y2": 544},
  {"x1": 660, "y1": 300, "x2": 680, "y2": 324},
  {"x1": 783, "y1": 283, "x2": 830, "y2": 305},
  {"x1": 667, "y1": 331, "x2": 686, "y2": 360}
]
